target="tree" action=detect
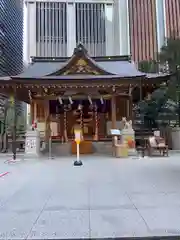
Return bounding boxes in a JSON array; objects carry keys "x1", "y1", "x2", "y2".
[
  {"x1": 137, "y1": 85, "x2": 177, "y2": 128},
  {"x1": 158, "y1": 35, "x2": 180, "y2": 126},
  {"x1": 137, "y1": 40, "x2": 180, "y2": 128},
  {"x1": 159, "y1": 37, "x2": 180, "y2": 73},
  {"x1": 138, "y1": 59, "x2": 159, "y2": 73}
]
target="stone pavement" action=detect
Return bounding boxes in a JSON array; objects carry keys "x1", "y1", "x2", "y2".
[{"x1": 1, "y1": 155, "x2": 180, "y2": 239}]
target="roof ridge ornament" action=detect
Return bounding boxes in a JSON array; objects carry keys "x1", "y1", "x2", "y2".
[{"x1": 73, "y1": 43, "x2": 88, "y2": 56}]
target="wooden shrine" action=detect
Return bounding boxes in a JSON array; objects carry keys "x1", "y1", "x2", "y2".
[{"x1": 0, "y1": 44, "x2": 170, "y2": 149}]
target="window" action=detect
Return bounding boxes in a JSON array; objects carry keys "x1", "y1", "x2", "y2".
[
  {"x1": 75, "y1": 3, "x2": 106, "y2": 56},
  {"x1": 36, "y1": 2, "x2": 67, "y2": 43}
]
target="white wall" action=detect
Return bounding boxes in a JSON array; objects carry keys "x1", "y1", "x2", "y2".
[
  {"x1": 26, "y1": 1, "x2": 36, "y2": 62},
  {"x1": 113, "y1": 0, "x2": 130, "y2": 56},
  {"x1": 25, "y1": 0, "x2": 126, "y2": 59}
]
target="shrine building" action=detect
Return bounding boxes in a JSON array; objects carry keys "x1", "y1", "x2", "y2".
[{"x1": 0, "y1": 44, "x2": 170, "y2": 153}]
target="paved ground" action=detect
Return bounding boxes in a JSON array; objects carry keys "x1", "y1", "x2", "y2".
[{"x1": 1, "y1": 154, "x2": 180, "y2": 239}]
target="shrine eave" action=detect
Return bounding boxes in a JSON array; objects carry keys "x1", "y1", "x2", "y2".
[
  {"x1": 11, "y1": 74, "x2": 145, "y2": 81},
  {"x1": 12, "y1": 61, "x2": 145, "y2": 78},
  {"x1": 0, "y1": 74, "x2": 170, "y2": 87},
  {"x1": 10, "y1": 73, "x2": 170, "y2": 84}
]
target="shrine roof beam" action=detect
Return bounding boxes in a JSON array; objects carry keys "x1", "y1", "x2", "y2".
[
  {"x1": 0, "y1": 80, "x2": 166, "y2": 93},
  {"x1": 10, "y1": 74, "x2": 170, "y2": 86},
  {"x1": 30, "y1": 92, "x2": 131, "y2": 101},
  {"x1": 11, "y1": 75, "x2": 145, "y2": 83}
]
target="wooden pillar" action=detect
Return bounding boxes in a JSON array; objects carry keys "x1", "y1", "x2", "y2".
[
  {"x1": 60, "y1": 114, "x2": 64, "y2": 142},
  {"x1": 93, "y1": 105, "x2": 99, "y2": 141},
  {"x1": 111, "y1": 95, "x2": 116, "y2": 129},
  {"x1": 99, "y1": 113, "x2": 105, "y2": 139},
  {"x1": 34, "y1": 101, "x2": 37, "y2": 120},
  {"x1": 127, "y1": 98, "x2": 130, "y2": 119},
  {"x1": 44, "y1": 100, "x2": 50, "y2": 142},
  {"x1": 129, "y1": 96, "x2": 133, "y2": 120},
  {"x1": 30, "y1": 102, "x2": 34, "y2": 124},
  {"x1": 63, "y1": 110, "x2": 68, "y2": 142},
  {"x1": 128, "y1": 85, "x2": 133, "y2": 121}
]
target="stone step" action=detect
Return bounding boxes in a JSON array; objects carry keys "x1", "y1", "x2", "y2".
[
  {"x1": 93, "y1": 142, "x2": 112, "y2": 155},
  {"x1": 50, "y1": 141, "x2": 114, "y2": 156},
  {"x1": 51, "y1": 143, "x2": 71, "y2": 156}
]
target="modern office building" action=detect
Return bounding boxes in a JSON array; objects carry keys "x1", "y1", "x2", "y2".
[
  {"x1": 25, "y1": 0, "x2": 180, "y2": 63},
  {"x1": 0, "y1": 0, "x2": 23, "y2": 76},
  {"x1": 129, "y1": 0, "x2": 180, "y2": 62},
  {"x1": 0, "y1": 0, "x2": 24, "y2": 128}
]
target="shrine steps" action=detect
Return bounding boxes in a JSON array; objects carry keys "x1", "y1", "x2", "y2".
[
  {"x1": 92, "y1": 141, "x2": 113, "y2": 156},
  {"x1": 51, "y1": 142, "x2": 71, "y2": 156},
  {"x1": 49, "y1": 141, "x2": 113, "y2": 156}
]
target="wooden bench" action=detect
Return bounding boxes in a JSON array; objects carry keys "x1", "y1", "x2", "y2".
[{"x1": 147, "y1": 136, "x2": 168, "y2": 157}]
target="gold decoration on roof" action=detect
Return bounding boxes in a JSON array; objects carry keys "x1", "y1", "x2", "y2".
[
  {"x1": 63, "y1": 58, "x2": 99, "y2": 75},
  {"x1": 76, "y1": 59, "x2": 87, "y2": 66}
]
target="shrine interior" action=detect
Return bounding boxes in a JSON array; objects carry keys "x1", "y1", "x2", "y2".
[{"x1": 49, "y1": 98, "x2": 113, "y2": 140}]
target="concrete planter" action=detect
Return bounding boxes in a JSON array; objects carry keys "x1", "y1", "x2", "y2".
[{"x1": 171, "y1": 127, "x2": 180, "y2": 150}]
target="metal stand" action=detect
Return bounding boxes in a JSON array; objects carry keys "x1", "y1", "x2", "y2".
[{"x1": 74, "y1": 143, "x2": 82, "y2": 166}]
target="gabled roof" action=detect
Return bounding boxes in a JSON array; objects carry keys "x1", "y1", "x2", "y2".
[
  {"x1": 14, "y1": 61, "x2": 145, "y2": 79},
  {"x1": 0, "y1": 43, "x2": 171, "y2": 82},
  {"x1": 13, "y1": 43, "x2": 145, "y2": 79}
]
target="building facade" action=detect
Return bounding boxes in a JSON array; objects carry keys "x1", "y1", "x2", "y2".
[
  {"x1": 0, "y1": 0, "x2": 24, "y2": 130},
  {"x1": 0, "y1": 0, "x2": 23, "y2": 76},
  {"x1": 25, "y1": 0, "x2": 179, "y2": 63},
  {"x1": 25, "y1": 0, "x2": 130, "y2": 60}
]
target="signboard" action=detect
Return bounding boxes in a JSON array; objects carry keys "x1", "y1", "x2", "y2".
[{"x1": 110, "y1": 129, "x2": 121, "y2": 136}]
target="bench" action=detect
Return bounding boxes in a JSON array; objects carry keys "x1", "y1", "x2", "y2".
[{"x1": 147, "y1": 136, "x2": 168, "y2": 156}]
